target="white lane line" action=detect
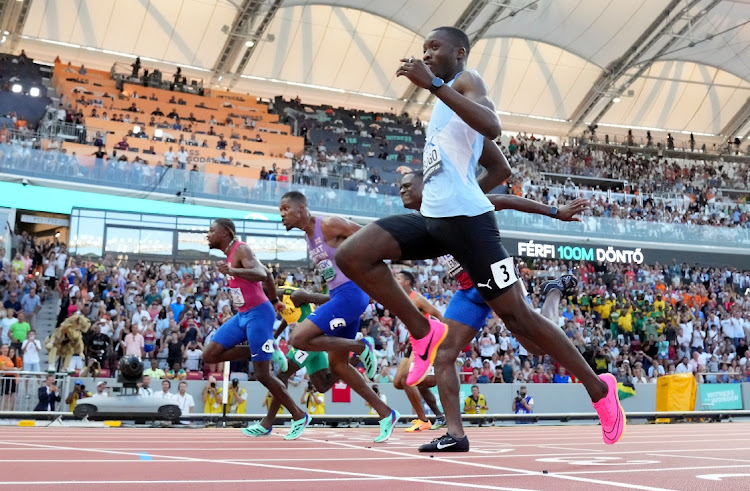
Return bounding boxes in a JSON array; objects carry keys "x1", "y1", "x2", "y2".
[
  {"x1": 0, "y1": 440, "x2": 534, "y2": 491},
  {"x1": 298, "y1": 435, "x2": 677, "y2": 491},
  {"x1": 648, "y1": 453, "x2": 750, "y2": 464},
  {"x1": 558, "y1": 464, "x2": 750, "y2": 475}
]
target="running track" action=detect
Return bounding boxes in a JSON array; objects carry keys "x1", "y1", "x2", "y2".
[{"x1": 1, "y1": 422, "x2": 749, "y2": 490}]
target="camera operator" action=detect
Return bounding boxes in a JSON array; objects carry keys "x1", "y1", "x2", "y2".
[
  {"x1": 202, "y1": 376, "x2": 222, "y2": 414},
  {"x1": 65, "y1": 380, "x2": 92, "y2": 411},
  {"x1": 228, "y1": 378, "x2": 247, "y2": 414},
  {"x1": 513, "y1": 385, "x2": 533, "y2": 415},
  {"x1": 301, "y1": 380, "x2": 325, "y2": 415}
]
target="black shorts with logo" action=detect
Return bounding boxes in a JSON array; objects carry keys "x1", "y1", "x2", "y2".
[{"x1": 373, "y1": 211, "x2": 514, "y2": 301}]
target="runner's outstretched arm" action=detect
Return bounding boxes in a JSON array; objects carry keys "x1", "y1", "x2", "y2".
[{"x1": 488, "y1": 196, "x2": 589, "y2": 222}]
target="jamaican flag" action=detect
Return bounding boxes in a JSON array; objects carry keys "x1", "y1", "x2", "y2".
[{"x1": 617, "y1": 381, "x2": 636, "y2": 400}]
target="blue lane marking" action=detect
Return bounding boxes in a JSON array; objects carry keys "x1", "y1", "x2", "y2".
[{"x1": 138, "y1": 452, "x2": 153, "y2": 461}]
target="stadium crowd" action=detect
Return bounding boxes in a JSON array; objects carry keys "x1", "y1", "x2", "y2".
[{"x1": 2, "y1": 231, "x2": 750, "y2": 391}]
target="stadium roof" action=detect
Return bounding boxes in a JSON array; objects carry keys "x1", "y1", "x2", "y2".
[{"x1": 12, "y1": 0, "x2": 750, "y2": 140}]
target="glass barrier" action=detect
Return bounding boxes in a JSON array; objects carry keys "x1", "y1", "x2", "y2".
[{"x1": 2, "y1": 144, "x2": 749, "y2": 251}]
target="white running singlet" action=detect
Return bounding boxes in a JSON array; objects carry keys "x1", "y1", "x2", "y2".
[{"x1": 420, "y1": 69, "x2": 494, "y2": 219}]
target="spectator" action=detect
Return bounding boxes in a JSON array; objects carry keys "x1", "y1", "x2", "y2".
[
  {"x1": 166, "y1": 361, "x2": 186, "y2": 381},
  {"x1": 143, "y1": 359, "x2": 166, "y2": 380},
  {"x1": 175, "y1": 381, "x2": 195, "y2": 423},
  {"x1": 21, "y1": 328, "x2": 42, "y2": 372},
  {"x1": 124, "y1": 324, "x2": 145, "y2": 358},
  {"x1": 20, "y1": 286, "x2": 41, "y2": 327},
  {"x1": 34, "y1": 374, "x2": 62, "y2": 411},
  {"x1": 1, "y1": 309, "x2": 18, "y2": 346},
  {"x1": 137, "y1": 374, "x2": 153, "y2": 397},
  {"x1": 8, "y1": 311, "x2": 30, "y2": 351},
  {"x1": 184, "y1": 340, "x2": 203, "y2": 372},
  {"x1": 155, "y1": 380, "x2": 174, "y2": 401},
  {"x1": 553, "y1": 367, "x2": 572, "y2": 383},
  {"x1": 94, "y1": 380, "x2": 110, "y2": 397}
]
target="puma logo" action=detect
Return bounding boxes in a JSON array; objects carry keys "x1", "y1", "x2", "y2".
[{"x1": 477, "y1": 279, "x2": 493, "y2": 289}]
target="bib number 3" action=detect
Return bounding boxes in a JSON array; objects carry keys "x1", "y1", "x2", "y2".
[{"x1": 490, "y1": 257, "x2": 519, "y2": 290}]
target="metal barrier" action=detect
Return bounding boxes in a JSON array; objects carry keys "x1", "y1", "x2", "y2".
[{"x1": 0, "y1": 371, "x2": 70, "y2": 412}]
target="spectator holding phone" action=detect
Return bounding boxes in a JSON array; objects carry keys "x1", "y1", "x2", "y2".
[
  {"x1": 34, "y1": 374, "x2": 61, "y2": 411},
  {"x1": 65, "y1": 380, "x2": 91, "y2": 411}
]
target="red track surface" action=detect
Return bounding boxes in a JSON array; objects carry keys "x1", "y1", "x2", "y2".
[{"x1": 1, "y1": 422, "x2": 749, "y2": 490}]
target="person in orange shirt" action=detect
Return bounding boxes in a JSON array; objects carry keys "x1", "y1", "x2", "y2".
[{"x1": 0, "y1": 344, "x2": 19, "y2": 411}]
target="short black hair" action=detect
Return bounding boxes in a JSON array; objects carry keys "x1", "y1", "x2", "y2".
[
  {"x1": 402, "y1": 171, "x2": 423, "y2": 183},
  {"x1": 213, "y1": 218, "x2": 236, "y2": 238},
  {"x1": 433, "y1": 26, "x2": 471, "y2": 56},
  {"x1": 398, "y1": 270, "x2": 415, "y2": 287},
  {"x1": 281, "y1": 190, "x2": 307, "y2": 206}
]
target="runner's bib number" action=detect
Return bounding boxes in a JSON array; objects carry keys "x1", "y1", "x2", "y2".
[
  {"x1": 318, "y1": 259, "x2": 337, "y2": 282},
  {"x1": 423, "y1": 141, "x2": 443, "y2": 181},
  {"x1": 294, "y1": 349, "x2": 309, "y2": 364},
  {"x1": 229, "y1": 287, "x2": 245, "y2": 307},
  {"x1": 490, "y1": 257, "x2": 519, "y2": 290},
  {"x1": 438, "y1": 254, "x2": 464, "y2": 278}
]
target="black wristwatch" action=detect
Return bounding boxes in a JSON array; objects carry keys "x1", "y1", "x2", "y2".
[
  {"x1": 549, "y1": 206, "x2": 558, "y2": 217},
  {"x1": 429, "y1": 77, "x2": 445, "y2": 93}
]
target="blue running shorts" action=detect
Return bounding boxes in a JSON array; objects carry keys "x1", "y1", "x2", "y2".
[
  {"x1": 307, "y1": 281, "x2": 369, "y2": 340},
  {"x1": 444, "y1": 287, "x2": 491, "y2": 332},
  {"x1": 212, "y1": 301, "x2": 276, "y2": 362}
]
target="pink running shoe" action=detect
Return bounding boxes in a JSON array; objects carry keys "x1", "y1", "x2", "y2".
[
  {"x1": 592, "y1": 373, "x2": 626, "y2": 445},
  {"x1": 406, "y1": 319, "x2": 448, "y2": 387}
]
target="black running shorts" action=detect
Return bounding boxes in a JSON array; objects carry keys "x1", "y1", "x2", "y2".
[
  {"x1": 374, "y1": 211, "x2": 516, "y2": 301},
  {"x1": 373, "y1": 213, "x2": 448, "y2": 261}
]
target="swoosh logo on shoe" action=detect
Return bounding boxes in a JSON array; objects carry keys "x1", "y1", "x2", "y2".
[
  {"x1": 436, "y1": 441, "x2": 457, "y2": 450},
  {"x1": 418, "y1": 332, "x2": 435, "y2": 361},
  {"x1": 603, "y1": 405, "x2": 621, "y2": 439}
]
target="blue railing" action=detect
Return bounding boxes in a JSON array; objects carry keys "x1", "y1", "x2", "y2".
[{"x1": 1, "y1": 145, "x2": 749, "y2": 250}]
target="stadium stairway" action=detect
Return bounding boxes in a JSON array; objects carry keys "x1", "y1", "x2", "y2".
[{"x1": 34, "y1": 291, "x2": 62, "y2": 362}]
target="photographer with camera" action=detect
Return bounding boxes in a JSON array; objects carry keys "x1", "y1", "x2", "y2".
[
  {"x1": 202, "y1": 376, "x2": 222, "y2": 414},
  {"x1": 65, "y1": 380, "x2": 91, "y2": 411},
  {"x1": 301, "y1": 380, "x2": 325, "y2": 415},
  {"x1": 513, "y1": 385, "x2": 533, "y2": 415},
  {"x1": 228, "y1": 378, "x2": 247, "y2": 414}
]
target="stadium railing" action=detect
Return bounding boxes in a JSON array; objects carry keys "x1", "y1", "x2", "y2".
[{"x1": 1, "y1": 145, "x2": 750, "y2": 251}]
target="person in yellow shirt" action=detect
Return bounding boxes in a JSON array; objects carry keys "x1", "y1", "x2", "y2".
[
  {"x1": 464, "y1": 385, "x2": 488, "y2": 415},
  {"x1": 617, "y1": 305, "x2": 634, "y2": 343},
  {"x1": 301, "y1": 381, "x2": 325, "y2": 415},
  {"x1": 228, "y1": 378, "x2": 247, "y2": 414},
  {"x1": 65, "y1": 380, "x2": 92, "y2": 411},
  {"x1": 263, "y1": 390, "x2": 284, "y2": 415},
  {"x1": 202, "y1": 377, "x2": 223, "y2": 414},
  {"x1": 653, "y1": 294, "x2": 666, "y2": 312}
]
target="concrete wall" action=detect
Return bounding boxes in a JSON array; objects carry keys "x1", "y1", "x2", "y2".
[{"x1": 70, "y1": 378, "x2": 728, "y2": 417}]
